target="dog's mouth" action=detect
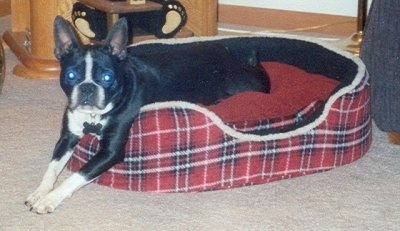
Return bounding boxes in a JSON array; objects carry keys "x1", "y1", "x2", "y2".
[
  {"x1": 72, "y1": 104, "x2": 102, "y2": 112},
  {"x1": 69, "y1": 100, "x2": 108, "y2": 113},
  {"x1": 69, "y1": 96, "x2": 103, "y2": 110},
  {"x1": 70, "y1": 101, "x2": 114, "y2": 115}
]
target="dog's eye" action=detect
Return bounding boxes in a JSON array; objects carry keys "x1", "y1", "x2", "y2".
[
  {"x1": 103, "y1": 73, "x2": 113, "y2": 82},
  {"x1": 67, "y1": 71, "x2": 76, "y2": 79},
  {"x1": 101, "y1": 71, "x2": 115, "y2": 87},
  {"x1": 65, "y1": 70, "x2": 78, "y2": 84}
]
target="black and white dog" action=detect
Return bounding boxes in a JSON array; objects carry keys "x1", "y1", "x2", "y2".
[{"x1": 25, "y1": 16, "x2": 270, "y2": 214}]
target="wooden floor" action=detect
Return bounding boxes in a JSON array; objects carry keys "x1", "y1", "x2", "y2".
[{"x1": 0, "y1": 0, "x2": 11, "y2": 17}]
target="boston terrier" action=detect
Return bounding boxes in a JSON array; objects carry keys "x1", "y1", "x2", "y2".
[{"x1": 25, "y1": 16, "x2": 270, "y2": 214}]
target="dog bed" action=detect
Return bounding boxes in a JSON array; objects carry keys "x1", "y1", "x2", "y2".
[{"x1": 67, "y1": 35, "x2": 371, "y2": 192}]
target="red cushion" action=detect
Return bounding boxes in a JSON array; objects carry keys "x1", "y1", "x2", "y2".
[{"x1": 207, "y1": 62, "x2": 340, "y2": 123}]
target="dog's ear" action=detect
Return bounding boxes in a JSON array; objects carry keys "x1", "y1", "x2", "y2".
[
  {"x1": 53, "y1": 16, "x2": 80, "y2": 60},
  {"x1": 103, "y1": 18, "x2": 128, "y2": 60}
]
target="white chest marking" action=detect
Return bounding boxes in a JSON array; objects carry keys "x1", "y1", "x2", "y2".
[{"x1": 68, "y1": 110, "x2": 109, "y2": 138}]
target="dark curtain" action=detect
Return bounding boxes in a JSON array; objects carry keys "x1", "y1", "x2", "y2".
[{"x1": 360, "y1": 0, "x2": 400, "y2": 131}]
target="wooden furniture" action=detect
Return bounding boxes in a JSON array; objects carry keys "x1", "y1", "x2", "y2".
[
  {"x1": 2, "y1": 0, "x2": 217, "y2": 79},
  {"x1": 77, "y1": 0, "x2": 194, "y2": 43},
  {"x1": 0, "y1": 0, "x2": 11, "y2": 17},
  {"x1": 3, "y1": 0, "x2": 60, "y2": 79},
  {"x1": 78, "y1": 0, "x2": 163, "y2": 29},
  {"x1": 180, "y1": 0, "x2": 217, "y2": 36}
]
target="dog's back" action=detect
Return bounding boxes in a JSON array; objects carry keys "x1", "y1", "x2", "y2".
[{"x1": 128, "y1": 43, "x2": 270, "y2": 105}]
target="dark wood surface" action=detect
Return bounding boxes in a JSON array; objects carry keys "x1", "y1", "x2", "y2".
[{"x1": 78, "y1": 0, "x2": 162, "y2": 13}]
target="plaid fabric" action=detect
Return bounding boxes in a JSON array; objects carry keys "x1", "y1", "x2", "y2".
[
  {"x1": 67, "y1": 68, "x2": 371, "y2": 192},
  {"x1": 227, "y1": 100, "x2": 324, "y2": 134}
]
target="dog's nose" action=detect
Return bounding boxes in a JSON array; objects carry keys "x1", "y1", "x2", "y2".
[
  {"x1": 80, "y1": 83, "x2": 96, "y2": 94},
  {"x1": 79, "y1": 83, "x2": 97, "y2": 105}
]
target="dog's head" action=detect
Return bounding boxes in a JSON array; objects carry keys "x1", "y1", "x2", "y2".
[{"x1": 53, "y1": 16, "x2": 128, "y2": 115}]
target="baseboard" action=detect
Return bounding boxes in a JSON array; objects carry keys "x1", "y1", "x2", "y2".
[{"x1": 218, "y1": 4, "x2": 357, "y2": 37}]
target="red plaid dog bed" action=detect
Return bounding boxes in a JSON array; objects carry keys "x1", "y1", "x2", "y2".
[{"x1": 68, "y1": 36, "x2": 371, "y2": 192}]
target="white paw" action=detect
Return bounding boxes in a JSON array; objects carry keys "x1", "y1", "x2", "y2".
[
  {"x1": 25, "y1": 189, "x2": 50, "y2": 209},
  {"x1": 26, "y1": 173, "x2": 87, "y2": 214},
  {"x1": 29, "y1": 192, "x2": 63, "y2": 214}
]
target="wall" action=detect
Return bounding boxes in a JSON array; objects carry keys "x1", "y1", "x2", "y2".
[{"x1": 219, "y1": 0, "x2": 372, "y2": 17}]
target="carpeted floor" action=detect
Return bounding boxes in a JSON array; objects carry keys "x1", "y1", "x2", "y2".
[{"x1": 1, "y1": 15, "x2": 399, "y2": 230}]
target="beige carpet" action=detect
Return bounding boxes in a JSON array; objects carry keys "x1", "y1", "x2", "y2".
[{"x1": 1, "y1": 15, "x2": 399, "y2": 231}]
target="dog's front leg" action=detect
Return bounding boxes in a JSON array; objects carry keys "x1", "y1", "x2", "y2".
[
  {"x1": 25, "y1": 132, "x2": 80, "y2": 213},
  {"x1": 28, "y1": 130, "x2": 127, "y2": 214},
  {"x1": 28, "y1": 171, "x2": 87, "y2": 214}
]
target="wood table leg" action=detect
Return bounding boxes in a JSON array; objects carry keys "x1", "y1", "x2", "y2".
[
  {"x1": 107, "y1": 13, "x2": 120, "y2": 29},
  {"x1": 387, "y1": 132, "x2": 400, "y2": 145},
  {"x1": 2, "y1": 0, "x2": 60, "y2": 79}
]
